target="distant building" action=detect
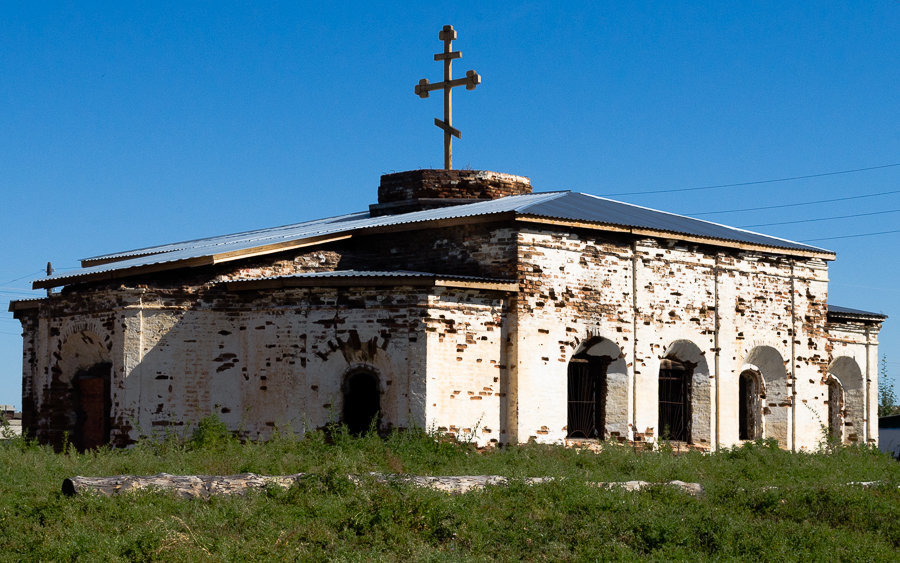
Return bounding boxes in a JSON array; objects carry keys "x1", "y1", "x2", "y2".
[
  {"x1": 0, "y1": 405, "x2": 22, "y2": 437},
  {"x1": 879, "y1": 414, "x2": 900, "y2": 458},
  {"x1": 9, "y1": 169, "x2": 887, "y2": 450}
]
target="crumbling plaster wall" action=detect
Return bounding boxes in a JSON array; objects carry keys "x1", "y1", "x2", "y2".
[
  {"x1": 513, "y1": 225, "x2": 833, "y2": 450},
  {"x1": 120, "y1": 286, "x2": 429, "y2": 442},
  {"x1": 21, "y1": 286, "x2": 432, "y2": 445},
  {"x1": 423, "y1": 288, "x2": 509, "y2": 446},
  {"x1": 827, "y1": 320, "x2": 880, "y2": 445}
]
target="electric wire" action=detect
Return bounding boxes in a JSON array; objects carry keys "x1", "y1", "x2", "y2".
[
  {"x1": 800, "y1": 229, "x2": 900, "y2": 242},
  {"x1": 738, "y1": 208, "x2": 900, "y2": 228},
  {"x1": 691, "y1": 188, "x2": 900, "y2": 216},
  {"x1": 602, "y1": 163, "x2": 899, "y2": 197}
]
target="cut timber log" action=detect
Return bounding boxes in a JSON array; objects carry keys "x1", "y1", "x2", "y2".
[{"x1": 62, "y1": 472, "x2": 706, "y2": 499}]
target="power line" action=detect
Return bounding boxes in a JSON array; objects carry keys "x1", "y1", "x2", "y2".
[
  {"x1": 800, "y1": 229, "x2": 900, "y2": 242},
  {"x1": 602, "y1": 163, "x2": 900, "y2": 197},
  {"x1": 692, "y1": 188, "x2": 900, "y2": 216},
  {"x1": 0, "y1": 270, "x2": 44, "y2": 286},
  {"x1": 739, "y1": 208, "x2": 900, "y2": 228}
]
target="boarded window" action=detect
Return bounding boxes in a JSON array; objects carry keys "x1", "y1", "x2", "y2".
[
  {"x1": 658, "y1": 358, "x2": 691, "y2": 442},
  {"x1": 343, "y1": 370, "x2": 381, "y2": 435},
  {"x1": 567, "y1": 354, "x2": 609, "y2": 439}
]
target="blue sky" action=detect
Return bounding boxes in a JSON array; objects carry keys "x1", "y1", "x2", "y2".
[{"x1": 1, "y1": 2, "x2": 898, "y2": 408}]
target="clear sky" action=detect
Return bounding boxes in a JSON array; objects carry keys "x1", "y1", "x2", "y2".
[{"x1": 1, "y1": 2, "x2": 898, "y2": 409}]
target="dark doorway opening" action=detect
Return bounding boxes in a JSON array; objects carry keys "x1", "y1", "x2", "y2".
[
  {"x1": 827, "y1": 378, "x2": 842, "y2": 443},
  {"x1": 73, "y1": 362, "x2": 111, "y2": 450},
  {"x1": 343, "y1": 370, "x2": 381, "y2": 435},
  {"x1": 738, "y1": 371, "x2": 760, "y2": 440},
  {"x1": 566, "y1": 353, "x2": 610, "y2": 439},
  {"x1": 658, "y1": 358, "x2": 692, "y2": 442}
]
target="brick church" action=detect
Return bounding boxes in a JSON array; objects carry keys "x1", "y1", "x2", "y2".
[{"x1": 9, "y1": 168, "x2": 886, "y2": 450}]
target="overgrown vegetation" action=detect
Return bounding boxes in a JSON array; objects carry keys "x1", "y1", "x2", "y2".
[
  {"x1": 879, "y1": 354, "x2": 899, "y2": 417},
  {"x1": 1, "y1": 422, "x2": 898, "y2": 560}
]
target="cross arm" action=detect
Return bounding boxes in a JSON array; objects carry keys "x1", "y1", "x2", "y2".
[
  {"x1": 434, "y1": 51, "x2": 461, "y2": 61},
  {"x1": 434, "y1": 118, "x2": 461, "y2": 139},
  {"x1": 414, "y1": 70, "x2": 481, "y2": 98}
]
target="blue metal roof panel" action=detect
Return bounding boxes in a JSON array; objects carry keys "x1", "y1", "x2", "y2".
[{"x1": 517, "y1": 192, "x2": 829, "y2": 253}]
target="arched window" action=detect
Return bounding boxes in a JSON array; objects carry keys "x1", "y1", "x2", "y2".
[
  {"x1": 738, "y1": 370, "x2": 762, "y2": 440},
  {"x1": 566, "y1": 352, "x2": 610, "y2": 439},
  {"x1": 343, "y1": 369, "x2": 381, "y2": 435},
  {"x1": 658, "y1": 358, "x2": 692, "y2": 442},
  {"x1": 826, "y1": 377, "x2": 844, "y2": 443}
]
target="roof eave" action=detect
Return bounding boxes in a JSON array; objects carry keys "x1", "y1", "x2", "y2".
[{"x1": 514, "y1": 215, "x2": 836, "y2": 260}]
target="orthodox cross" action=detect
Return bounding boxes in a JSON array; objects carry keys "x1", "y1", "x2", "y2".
[{"x1": 415, "y1": 25, "x2": 481, "y2": 170}]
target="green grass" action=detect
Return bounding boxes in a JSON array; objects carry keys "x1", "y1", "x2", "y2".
[{"x1": 1, "y1": 421, "x2": 898, "y2": 560}]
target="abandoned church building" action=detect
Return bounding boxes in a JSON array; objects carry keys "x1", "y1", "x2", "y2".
[{"x1": 9, "y1": 169, "x2": 887, "y2": 451}]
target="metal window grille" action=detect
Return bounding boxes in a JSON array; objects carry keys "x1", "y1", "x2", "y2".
[
  {"x1": 567, "y1": 356, "x2": 609, "y2": 439},
  {"x1": 658, "y1": 359, "x2": 691, "y2": 442}
]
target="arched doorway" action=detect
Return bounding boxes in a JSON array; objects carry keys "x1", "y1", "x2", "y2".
[
  {"x1": 658, "y1": 357, "x2": 692, "y2": 442},
  {"x1": 738, "y1": 370, "x2": 763, "y2": 440},
  {"x1": 826, "y1": 376, "x2": 844, "y2": 443},
  {"x1": 53, "y1": 330, "x2": 112, "y2": 451},
  {"x1": 343, "y1": 369, "x2": 381, "y2": 435},
  {"x1": 73, "y1": 362, "x2": 112, "y2": 450}
]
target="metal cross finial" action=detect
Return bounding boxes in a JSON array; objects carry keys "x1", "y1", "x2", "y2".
[{"x1": 414, "y1": 24, "x2": 481, "y2": 170}]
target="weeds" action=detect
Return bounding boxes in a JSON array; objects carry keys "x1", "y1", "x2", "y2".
[{"x1": 0, "y1": 423, "x2": 898, "y2": 560}]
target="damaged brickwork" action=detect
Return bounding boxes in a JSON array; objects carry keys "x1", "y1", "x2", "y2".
[{"x1": 11, "y1": 169, "x2": 884, "y2": 450}]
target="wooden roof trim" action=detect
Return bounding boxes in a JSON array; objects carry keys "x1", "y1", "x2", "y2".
[
  {"x1": 225, "y1": 275, "x2": 518, "y2": 293},
  {"x1": 8, "y1": 299, "x2": 44, "y2": 313},
  {"x1": 514, "y1": 216, "x2": 836, "y2": 260}
]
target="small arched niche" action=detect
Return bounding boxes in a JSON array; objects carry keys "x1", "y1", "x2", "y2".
[
  {"x1": 342, "y1": 368, "x2": 381, "y2": 435},
  {"x1": 743, "y1": 346, "x2": 788, "y2": 447},
  {"x1": 827, "y1": 357, "x2": 864, "y2": 443}
]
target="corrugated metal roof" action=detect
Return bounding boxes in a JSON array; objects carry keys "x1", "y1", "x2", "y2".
[
  {"x1": 517, "y1": 193, "x2": 827, "y2": 253},
  {"x1": 37, "y1": 191, "x2": 833, "y2": 288},
  {"x1": 827, "y1": 305, "x2": 888, "y2": 319},
  {"x1": 82, "y1": 210, "x2": 373, "y2": 263}
]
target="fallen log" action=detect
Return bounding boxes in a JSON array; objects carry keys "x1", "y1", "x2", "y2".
[
  {"x1": 62, "y1": 473, "x2": 306, "y2": 499},
  {"x1": 62, "y1": 472, "x2": 705, "y2": 499}
]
